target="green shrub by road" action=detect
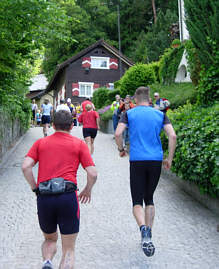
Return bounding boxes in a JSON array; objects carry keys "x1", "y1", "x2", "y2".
[{"x1": 162, "y1": 103, "x2": 219, "y2": 197}]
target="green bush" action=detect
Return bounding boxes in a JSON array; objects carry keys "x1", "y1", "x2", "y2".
[
  {"x1": 92, "y1": 87, "x2": 109, "y2": 109},
  {"x1": 185, "y1": 40, "x2": 201, "y2": 86},
  {"x1": 159, "y1": 45, "x2": 184, "y2": 85},
  {"x1": 162, "y1": 103, "x2": 219, "y2": 197},
  {"x1": 196, "y1": 38, "x2": 219, "y2": 106},
  {"x1": 149, "y1": 62, "x2": 160, "y2": 83},
  {"x1": 100, "y1": 109, "x2": 113, "y2": 121},
  {"x1": 120, "y1": 63, "x2": 156, "y2": 97}
]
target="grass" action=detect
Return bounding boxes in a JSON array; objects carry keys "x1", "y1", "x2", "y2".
[{"x1": 149, "y1": 82, "x2": 197, "y2": 109}]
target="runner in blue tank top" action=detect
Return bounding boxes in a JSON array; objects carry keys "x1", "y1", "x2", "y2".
[{"x1": 115, "y1": 86, "x2": 177, "y2": 257}]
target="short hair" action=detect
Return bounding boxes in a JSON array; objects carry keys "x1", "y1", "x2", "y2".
[
  {"x1": 53, "y1": 110, "x2": 73, "y2": 131},
  {"x1": 85, "y1": 103, "x2": 92, "y2": 111},
  {"x1": 135, "y1": 86, "x2": 150, "y2": 102},
  {"x1": 60, "y1": 99, "x2": 65, "y2": 104}
]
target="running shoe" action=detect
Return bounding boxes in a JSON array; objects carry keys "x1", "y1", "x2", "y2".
[
  {"x1": 141, "y1": 226, "x2": 155, "y2": 257},
  {"x1": 42, "y1": 260, "x2": 53, "y2": 269}
]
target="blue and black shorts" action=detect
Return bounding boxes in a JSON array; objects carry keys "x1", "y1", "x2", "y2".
[
  {"x1": 41, "y1": 115, "x2": 51, "y2": 124},
  {"x1": 37, "y1": 192, "x2": 80, "y2": 234}
]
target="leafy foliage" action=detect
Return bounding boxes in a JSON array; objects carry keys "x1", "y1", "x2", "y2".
[
  {"x1": 120, "y1": 64, "x2": 156, "y2": 97},
  {"x1": 184, "y1": 40, "x2": 201, "y2": 86},
  {"x1": 129, "y1": 9, "x2": 178, "y2": 63},
  {"x1": 159, "y1": 45, "x2": 184, "y2": 85},
  {"x1": 162, "y1": 103, "x2": 219, "y2": 197},
  {"x1": 184, "y1": 0, "x2": 219, "y2": 105},
  {"x1": 92, "y1": 87, "x2": 110, "y2": 109}
]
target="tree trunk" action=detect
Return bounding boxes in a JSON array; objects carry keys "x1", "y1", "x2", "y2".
[{"x1": 152, "y1": 0, "x2": 157, "y2": 24}]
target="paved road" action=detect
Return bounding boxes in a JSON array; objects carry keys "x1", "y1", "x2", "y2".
[{"x1": 0, "y1": 126, "x2": 218, "y2": 269}]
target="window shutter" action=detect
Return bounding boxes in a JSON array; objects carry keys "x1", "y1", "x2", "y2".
[
  {"x1": 93, "y1": 83, "x2": 100, "y2": 90},
  {"x1": 72, "y1": 83, "x2": 79, "y2": 96},
  {"x1": 82, "y1": 57, "x2": 91, "y2": 68},
  {"x1": 109, "y1": 58, "x2": 118, "y2": 69}
]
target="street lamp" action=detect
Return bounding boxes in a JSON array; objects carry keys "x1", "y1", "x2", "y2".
[{"x1": 117, "y1": 4, "x2": 122, "y2": 79}]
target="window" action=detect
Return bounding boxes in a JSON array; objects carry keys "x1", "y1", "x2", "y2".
[
  {"x1": 79, "y1": 82, "x2": 94, "y2": 97},
  {"x1": 91, "y1": 57, "x2": 109, "y2": 69}
]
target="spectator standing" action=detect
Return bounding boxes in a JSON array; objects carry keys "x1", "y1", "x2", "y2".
[
  {"x1": 154, "y1": 92, "x2": 170, "y2": 113},
  {"x1": 115, "y1": 86, "x2": 176, "y2": 257},
  {"x1": 78, "y1": 104, "x2": 100, "y2": 155},
  {"x1": 41, "y1": 99, "x2": 53, "y2": 137},
  {"x1": 31, "y1": 99, "x2": 38, "y2": 127},
  {"x1": 110, "y1": 94, "x2": 121, "y2": 132},
  {"x1": 22, "y1": 110, "x2": 97, "y2": 269}
]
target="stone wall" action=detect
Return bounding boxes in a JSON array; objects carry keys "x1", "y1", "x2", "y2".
[
  {"x1": 0, "y1": 111, "x2": 25, "y2": 162},
  {"x1": 99, "y1": 119, "x2": 114, "y2": 135}
]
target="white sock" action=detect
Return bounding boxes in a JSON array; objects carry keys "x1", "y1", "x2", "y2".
[{"x1": 43, "y1": 259, "x2": 52, "y2": 265}]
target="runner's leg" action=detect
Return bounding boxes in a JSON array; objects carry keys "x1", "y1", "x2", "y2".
[
  {"x1": 144, "y1": 161, "x2": 162, "y2": 228},
  {"x1": 42, "y1": 232, "x2": 58, "y2": 262},
  {"x1": 59, "y1": 233, "x2": 78, "y2": 269},
  {"x1": 91, "y1": 138, "x2": 95, "y2": 155},
  {"x1": 84, "y1": 136, "x2": 92, "y2": 153},
  {"x1": 130, "y1": 161, "x2": 146, "y2": 227}
]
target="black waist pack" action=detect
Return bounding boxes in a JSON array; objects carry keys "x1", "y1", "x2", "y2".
[{"x1": 38, "y1": 177, "x2": 77, "y2": 195}]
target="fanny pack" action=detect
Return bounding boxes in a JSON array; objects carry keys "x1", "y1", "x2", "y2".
[{"x1": 38, "y1": 177, "x2": 77, "y2": 195}]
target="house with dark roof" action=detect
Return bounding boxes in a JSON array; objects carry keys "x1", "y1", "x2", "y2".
[{"x1": 43, "y1": 39, "x2": 134, "y2": 106}]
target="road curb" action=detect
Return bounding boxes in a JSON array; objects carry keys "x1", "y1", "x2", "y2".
[{"x1": 161, "y1": 169, "x2": 219, "y2": 217}]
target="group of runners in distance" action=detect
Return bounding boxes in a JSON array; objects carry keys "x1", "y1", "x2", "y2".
[{"x1": 23, "y1": 86, "x2": 176, "y2": 269}]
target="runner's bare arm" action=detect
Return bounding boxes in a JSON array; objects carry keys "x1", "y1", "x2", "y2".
[
  {"x1": 21, "y1": 156, "x2": 37, "y2": 190},
  {"x1": 163, "y1": 124, "x2": 177, "y2": 170},
  {"x1": 115, "y1": 123, "x2": 127, "y2": 156},
  {"x1": 79, "y1": 166, "x2": 97, "y2": 203},
  {"x1": 96, "y1": 117, "x2": 100, "y2": 130}
]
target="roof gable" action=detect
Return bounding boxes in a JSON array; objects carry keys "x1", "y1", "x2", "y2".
[{"x1": 46, "y1": 39, "x2": 134, "y2": 93}]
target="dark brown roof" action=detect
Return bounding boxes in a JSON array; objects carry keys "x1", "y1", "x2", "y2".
[
  {"x1": 45, "y1": 39, "x2": 134, "y2": 93},
  {"x1": 26, "y1": 90, "x2": 44, "y2": 100}
]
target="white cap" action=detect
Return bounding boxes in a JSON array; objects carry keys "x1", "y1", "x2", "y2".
[
  {"x1": 154, "y1": 92, "x2": 159, "y2": 97},
  {"x1": 67, "y1": 98, "x2": 71, "y2": 103}
]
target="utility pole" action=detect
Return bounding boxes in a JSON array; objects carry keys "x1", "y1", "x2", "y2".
[{"x1": 117, "y1": 4, "x2": 122, "y2": 79}]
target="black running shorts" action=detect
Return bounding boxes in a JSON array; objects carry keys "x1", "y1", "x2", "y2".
[
  {"x1": 37, "y1": 192, "x2": 80, "y2": 234},
  {"x1": 130, "y1": 161, "x2": 162, "y2": 207},
  {"x1": 83, "y1": 128, "x2": 97, "y2": 139},
  {"x1": 41, "y1": 115, "x2": 51, "y2": 124}
]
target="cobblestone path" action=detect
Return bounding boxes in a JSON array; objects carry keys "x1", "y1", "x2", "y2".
[{"x1": 0, "y1": 126, "x2": 218, "y2": 269}]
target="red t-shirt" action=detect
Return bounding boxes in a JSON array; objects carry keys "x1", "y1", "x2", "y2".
[
  {"x1": 26, "y1": 132, "x2": 94, "y2": 186},
  {"x1": 81, "y1": 100, "x2": 95, "y2": 111},
  {"x1": 78, "y1": 111, "x2": 99, "y2": 129}
]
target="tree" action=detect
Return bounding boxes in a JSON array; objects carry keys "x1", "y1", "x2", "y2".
[
  {"x1": 152, "y1": 0, "x2": 157, "y2": 24},
  {"x1": 184, "y1": 0, "x2": 219, "y2": 105}
]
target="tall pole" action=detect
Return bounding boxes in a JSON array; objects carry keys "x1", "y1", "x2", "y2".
[{"x1": 117, "y1": 4, "x2": 122, "y2": 79}]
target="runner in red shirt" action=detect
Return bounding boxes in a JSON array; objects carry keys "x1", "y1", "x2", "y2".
[
  {"x1": 22, "y1": 110, "x2": 97, "y2": 269},
  {"x1": 78, "y1": 103, "x2": 100, "y2": 155},
  {"x1": 81, "y1": 98, "x2": 95, "y2": 112}
]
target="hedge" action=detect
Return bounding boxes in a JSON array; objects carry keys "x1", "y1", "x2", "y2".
[
  {"x1": 159, "y1": 45, "x2": 184, "y2": 85},
  {"x1": 120, "y1": 63, "x2": 156, "y2": 97},
  {"x1": 162, "y1": 103, "x2": 219, "y2": 197}
]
